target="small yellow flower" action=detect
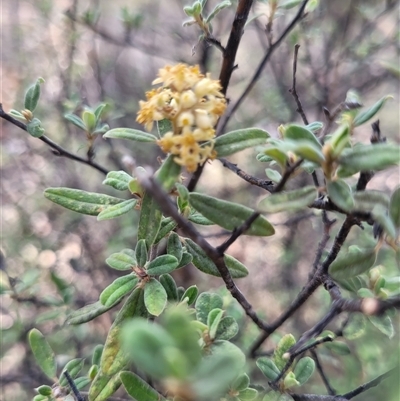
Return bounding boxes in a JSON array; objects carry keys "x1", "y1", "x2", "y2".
[{"x1": 137, "y1": 63, "x2": 226, "y2": 172}]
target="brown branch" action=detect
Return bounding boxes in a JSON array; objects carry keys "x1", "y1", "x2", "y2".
[
  {"x1": 289, "y1": 44, "x2": 309, "y2": 125},
  {"x1": 0, "y1": 104, "x2": 109, "y2": 175},
  {"x1": 218, "y1": 0, "x2": 254, "y2": 94},
  {"x1": 310, "y1": 349, "x2": 336, "y2": 395},
  {"x1": 217, "y1": 0, "x2": 310, "y2": 136},
  {"x1": 274, "y1": 158, "x2": 304, "y2": 192},
  {"x1": 219, "y1": 158, "x2": 275, "y2": 192}
]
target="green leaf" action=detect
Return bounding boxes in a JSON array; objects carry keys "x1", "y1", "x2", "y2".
[
  {"x1": 256, "y1": 357, "x2": 280, "y2": 381},
  {"x1": 327, "y1": 179, "x2": 354, "y2": 212},
  {"x1": 159, "y1": 274, "x2": 179, "y2": 302},
  {"x1": 215, "y1": 316, "x2": 239, "y2": 340},
  {"x1": 66, "y1": 301, "x2": 121, "y2": 325},
  {"x1": 27, "y1": 118, "x2": 45, "y2": 138},
  {"x1": 167, "y1": 232, "x2": 183, "y2": 262},
  {"x1": 283, "y1": 139, "x2": 325, "y2": 164},
  {"x1": 372, "y1": 204, "x2": 396, "y2": 239},
  {"x1": 36, "y1": 385, "x2": 52, "y2": 396},
  {"x1": 293, "y1": 357, "x2": 315, "y2": 385},
  {"x1": 156, "y1": 154, "x2": 181, "y2": 191},
  {"x1": 195, "y1": 292, "x2": 223, "y2": 324},
  {"x1": 282, "y1": 124, "x2": 321, "y2": 148},
  {"x1": 92, "y1": 345, "x2": 104, "y2": 366},
  {"x1": 65, "y1": 113, "x2": 87, "y2": 130},
  {"x1": 354, "y1": 96, "x2": 393, "y2": 127},
  {"x1": 106, "y1": 249, "x2": 136, "y2": 271},
  {"x1": 208, "y1": 308, "x2": 224, "y2": 340},
  {"x1": 104, "y1": 128, "x2": 157, "y2": 142},
  {"x1": 338, "y1": 143, "x2": 400, "y2": 172},
  {"x1": 329, "y1": 247, "x2": 377, "y2": 280},
  {"x1": 120, "y1": 371, "x2": 165, "y2": 401},
  {"x1": 189, "y1": 193, "x2": 274, "y2": 236},
  {"x1": 24, "y1": 77, "x2": 44, "y2": 112},
  {"x1": 94, "y1": 103, "x2": 107, "y2": 120},
  {"x1": 325, "y1": 341, "x2": 351, "y2": 355},
  {"x1": 265, "y1": 168, "x2": 282, "y2": 183},
  {"x1": 283, "y1": 371, "x2": 300, "y2": 389},
  {"x1": 343, "y1": 313, "x2": 367, "y2": 340},
  {"x1": 97, "y1": 199, "x2": 137, "y2": 221},
  {"x1": 214, "y1": 128, "x2": 270, "y2": 157},
  {"x1": 144, "y1": 278, "x2": 168, "y2": 316},
  {"x1": 99, "y1": 275, "x2": 138, "y2": 307},
  {"x1": 44, "y1": 188, "x2": 124, "y2": 216},
  {"x1": 146, "y1": 255, "x2": 179, "y2": 276},
  {"x1": 102, "y1": 171, "x2": 133, "y2": 191},
  {"x1": 389, "y1": 186, "x2": 400, "y2": 228},
  {"x1": 135, "y1": 239, "x2": 148, "y2": 268},
  {"x1": 232, "y1": 373, "x2": 250, "y2": 392},
  {"x1": 82, "y1": 110, "x2": 96, "y2": 132},
  {"x1": 178, "y1": 252, "x2": 193, "y2": 268},
  {"x1": 28, "y1": 329, "x2": 57, "y2": 379},
  {"x1": 306, "y1": 121, "x2": 323, "y2": 132},
  {"x1": 184, "y1": 238, "x2": 249, "y2": 278},
  {"x1": 100, "y1": 288, "x2": 147, "y2": 376},
  {"x1": 368, "y1": 314, "x2": 394, "y2": 338},
  {"x1": 138, "y1": 191, "x2": 162, "y2": 248},
  {"x1": 180, "y1": 285, "x2": 198, "y2": 305},
  {"x1": 154, "y1": 217, "x2": 178, "y2": 243},
  {"x1": 239, "y1": 388, "x2": 258, "y2": 401},
  {"x1": 59, "y1": 358, "x2": 85, "y2": 386},
  {"x1": 326, "y1": 124, "x2": 350, "y2": 158},
  {"x1": 75, "y1": 376, "x2": 91, "y2": 390},
  {"x1": 33, "y1": 395, "x2": 48, "y2": 401},
  {"x1": 188, "y1": 212, "x2": 215, "y2": 225},
  {"x1": 274, "y1": 334, "x2": 296, "y2": 370},
  {"x1": 259, "y1": 186, "x2": 317, "y2": 213},
  {"x1": 262, "y1": 147, "x2": 288, "y2": 167}
]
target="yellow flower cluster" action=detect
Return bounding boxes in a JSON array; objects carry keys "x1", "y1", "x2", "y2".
[{"x1": 137, "y1": 64, "x2": 226, "y2": 172}]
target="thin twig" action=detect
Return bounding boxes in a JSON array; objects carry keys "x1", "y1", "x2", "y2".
[
  {"x1": 289, "y1": 44, "x2": 309, "y2": 125},
  {"x1": 274, "y1": 159, "x2": 304, "y2": 192},
  {"x1": 310, "y1": 349, "x2": 336, "y2": 395},
  {"x1": 0, "y1": 104, "x2": 109, "y2": 175},
  {"x1": 219, "y1": 158, "x2": 275, "y2": 192},
  {"x1": 216, "y1": 211, "x2": 260, "y2": 254}
]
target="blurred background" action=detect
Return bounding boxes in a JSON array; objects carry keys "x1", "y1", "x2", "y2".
[{"x1": 1, "y1": 0, "x2": 399, "y2": 400}]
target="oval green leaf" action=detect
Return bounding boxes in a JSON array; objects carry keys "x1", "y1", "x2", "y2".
[
  {"x1": 28, "y1": 329, "x2": 57, "y2": 379},
  {"x1": 329, "y1": 247, "x2": 377, "y2": 280},
  {"x1": 146, "y1": 255, "x2": 179, "y2": 276},
  {"x1": 353, "y1": 95, "x2": 393, "y2": 127},
  {"x1": 144, "y1": 278, "x2": 168, "y2": 316},
  {"x1": 189, "y1": 193, "x2": 274, "y2": 236},
  {"x1": 97, "y1": 199, "x2": 137, "y2": 221},
  {"x1": 214, "y1": 128, "x2": 270, "y2": 157},
  {"x1": 99, "y1": 275, "x2": 138, "y2": 307},
  {"x1": 283, "y1": 124, "x2": 321, "y2": 148},
  {"x1": 44, "y1": 188, "x2": 124, "y2": 216},
  {"x1": 293, "y1": 357, "x2": 315, "y2": 385},
  {"x1": 59, "y1": 358, "x2": 85, "y2": 386},
  {"x1": 256, "y1": 357, "x2": 280, "y2": 381},
  {"x1": 106, "y1": 249, "x2": 136, "y2": 271},
  {"x1": 66, "y1": 301, "x2": 122, "y2": 325},
  {"x1": 327, "y1": 179, "x2": 354, "y2": 212},
  {"x1": 120, "y1": 371, "x2": 165, "y2": 401},
  {"x1": 338, "y1": 143, "x2": 400, "y2": 172},
  {"x1": 138, "y1": 191, "x2": 162, "y2": 248},
  {"x1": 102, "y1": 171, "x2": 133, "y2": 191},
  {"x1": 104, "y1": 128, "x2": 157, "y2": 142}
]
